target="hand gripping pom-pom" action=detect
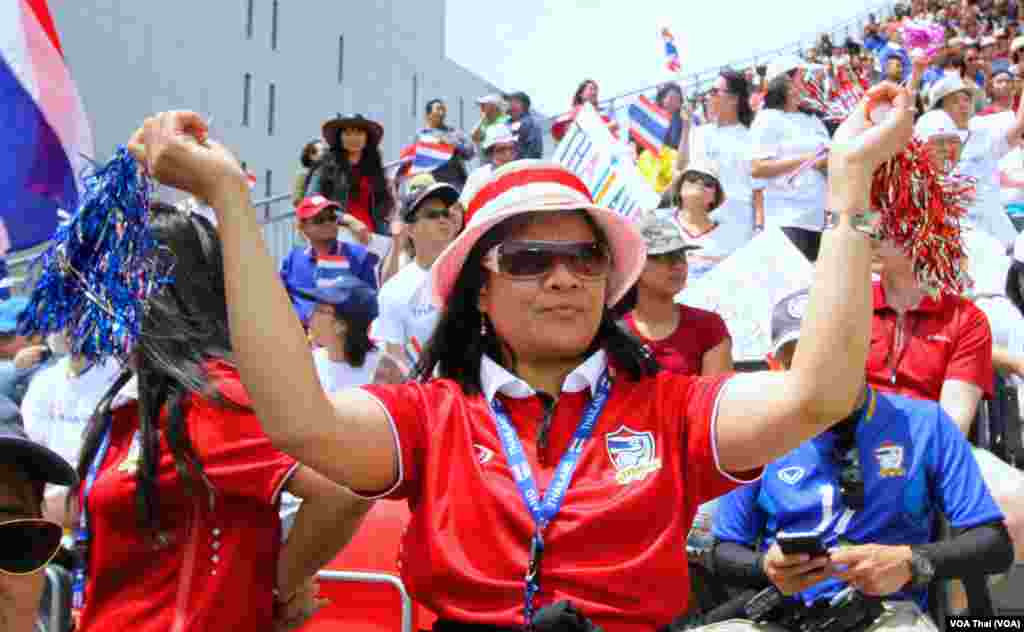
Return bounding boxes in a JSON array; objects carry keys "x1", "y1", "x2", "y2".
[{"x1": 16, "y1": 146, "x2": 174, "y2": 365}]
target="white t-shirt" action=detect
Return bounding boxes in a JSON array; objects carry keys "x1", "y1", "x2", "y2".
[
  {"x1": 312, "y1": 346, "x2": 382, "y2": 392},
  {"x1": 960, "y1": 116, "x2": 1017, "y2": 247},
  {"x1": 975, "y1": 295, "x2": 1024, "y2": 387},
  {"x1": 370, "y1": 262, "x2": 439, "y2": 366},
  {"x1": 750, "y1": 109, "x2": 830, "y2": 232},
  {"x1": 689, "y1": 123, "x2": 759, "y2": 240},
  {"x1": 20, "y1": 357, "x2": 126, "y2": 470}
]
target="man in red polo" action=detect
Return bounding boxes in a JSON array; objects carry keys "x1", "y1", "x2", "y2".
[{"x1": 867, "y1": 241, "x2": 993, "y2": 435}]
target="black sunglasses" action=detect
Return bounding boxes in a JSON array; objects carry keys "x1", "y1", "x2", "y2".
[
  {"x1": 415, "y1": 207, "x2": 454, "y2": 221},
  {"x1": 483, "y1": 240, "x2": 612, "y2": 280},
  {"x1": 0, "y1": 519, "x2": 64, "y2": 575},
  {"x1": 682, "y1": 172, "x2": 718, "y2": 188},
  {"x1": 304, "y1": 212, "x2": 338, "y2": 226}
]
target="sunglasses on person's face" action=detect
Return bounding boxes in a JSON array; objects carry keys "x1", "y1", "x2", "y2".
[
  {"x1": 415, "y1": 207, "x2": 454, "y2": 221},
  {"x1": 683, "y1": 173, "x2": 718, "y2": 189},
  {"x1": 482, "y1": 240, "x2": 612, "y2": 280},
  {"x1": 0, "y1": 519, "x2": 63, "y2": 575},
  {"x1": 304, "y1": 212, "x2": 338, "y2": 226},
  {"x1": 648, "y1": 250, "x2": 690, "y2": 266}
]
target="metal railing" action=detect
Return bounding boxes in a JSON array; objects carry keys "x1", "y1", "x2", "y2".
[{"x1": 315, "y1": 570, "x2": 414, "y2": 632}]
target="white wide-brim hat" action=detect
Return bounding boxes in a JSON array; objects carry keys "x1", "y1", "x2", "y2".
[
  {"x1": 431, "y1": 160, "x2": 646, "y2": 308},
  {"x1": 914, "y1": 109, "x2": 968, "y2": 143},
  {"x1": 928, "y1": 75, "x2": 972, "y2": 110}
]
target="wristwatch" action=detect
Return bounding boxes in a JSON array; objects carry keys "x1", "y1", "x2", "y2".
[
  {"x1": 908, "y1": 547, "x2": 935, "y2": 587},
  {"x1": 823, "y1": 210, "x2": 881, "y2": 240}
]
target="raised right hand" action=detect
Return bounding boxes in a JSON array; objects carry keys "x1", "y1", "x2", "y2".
[
  {"x1": 762, "y1": 543, "x2": 833, "y2": 596},
  {"x1": 127, "y1": 111, "x2": 249, "y2": 209}
]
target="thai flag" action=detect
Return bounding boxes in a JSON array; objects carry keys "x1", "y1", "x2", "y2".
[
  {"x1": 315, "y1": 254, "x2": 351, "y2": 287},
  {"x1": 662, "y1": 27, "x2": 681, "y2": 73},
  {"x1": 628, "y1": 95, "x2": 670, "y2": 157},
  {"x1": 409, "y1": 137, "x2": 454, "y2": 175},
  {"x1": 0, "y1": 0, "x2": 94, "y2": 259}
]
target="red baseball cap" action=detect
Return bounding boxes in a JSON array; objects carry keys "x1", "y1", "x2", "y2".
[{"x1": 296, "y1": 195, "x2": 340, "y2": 220}]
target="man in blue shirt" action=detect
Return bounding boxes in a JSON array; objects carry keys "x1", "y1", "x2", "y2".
[
  {"x1": 700, "y1": 289, "x2": 1014, "y2": 631},
  {"x1": 280, "y1": 195, "x2": 379, "y2": 326}
]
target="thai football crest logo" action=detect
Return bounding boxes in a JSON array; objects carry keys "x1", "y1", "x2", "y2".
[
  {"x1": 875, "y1": 441, "x2": 905, "y2": 478},
  {"x1": 605, "y1": 426, "x2": 662, "y2": 484}
]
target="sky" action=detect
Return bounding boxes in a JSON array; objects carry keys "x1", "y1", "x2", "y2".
[{"x1": 446, "y1": 0, "x2": 890, "y2": 118}]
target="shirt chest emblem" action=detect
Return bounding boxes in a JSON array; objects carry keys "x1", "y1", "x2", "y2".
[
  {"x1": 474, "y1": 444, "x2": 495, "y2": 465},
  {"x1": 778, "y1": 466, "x2": 806, "y2": 485},
  {"x1": 875, "y1": 441, "x2": 906, "y2": 478},
  {"x1": 605, "y1": 425, "x2": 662, "y2": 485}
]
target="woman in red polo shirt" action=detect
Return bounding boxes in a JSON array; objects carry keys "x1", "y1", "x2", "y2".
[
  {"x1": 624, "y1": 214, "x2": 732, "y2": 377},
  {"x1": 71, "y1": 203, "x2": 371, "y2": 631},
  {"x1": 128, "y1": 86, "x2": 912, "y2": 631}
]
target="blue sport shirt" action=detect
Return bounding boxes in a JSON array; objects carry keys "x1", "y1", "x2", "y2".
[
  {"x1": 279, "y1": 239, "x2": 378, "y2": 325},
  {"x1": 713, "y1": 388, "x2": 1003, "y2": 609}
]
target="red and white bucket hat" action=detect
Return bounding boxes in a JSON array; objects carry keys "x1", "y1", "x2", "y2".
[{"x1": 431, "y1": 160, "x2": 646, "y2": 307}]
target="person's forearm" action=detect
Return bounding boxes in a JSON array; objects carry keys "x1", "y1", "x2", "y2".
[
  {"x1": 378, "y1": 236, "x2": 405, "y2": 285},
  {"x1": 750, "y1": 156, "x2": 813, "y2": 179},
  {"x1": 713, "y1": 541, "x2": 772, "y2": 588},
  {"x1": 916, "y1": 522, "x2": 1014, "y2": 580},
  {"x1": 788, "y1": 220, "x2": 873, "y2": 423},
  {"x1": 753, "y1": 190, "x2": 766, "y2": 230},
  {"x1": 277, "y1": 488, "x2": 374, "y2": 598},
  {"x1": 1008, "y1": 89, "x2": 1024, "y2": 146}
]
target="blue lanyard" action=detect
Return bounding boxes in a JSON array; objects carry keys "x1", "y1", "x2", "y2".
[
  {"x1": 72, "y1": 418, "x2": 113, "y2": 612},
  {"x1": 488, "y1": 370, "x2": 611, "y2": 629}
]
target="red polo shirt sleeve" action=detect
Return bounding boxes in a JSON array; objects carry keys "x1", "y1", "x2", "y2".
[
  {"x1": 657, "y1": 373, "x2": 762, "y2": 506},
  {"x1": 186, "y1": 361, "x2": 299, "y2": 504},
  {"x1": 948, "y1": 300, "x2": 995, "y2": 398},
  {"x1": 358, "y1": 381, "x2": 433, "y2": 501}
]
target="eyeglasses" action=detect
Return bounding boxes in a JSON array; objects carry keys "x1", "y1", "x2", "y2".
[
  {"x1": 0, "y1": 519, "x2": 64, "y2": 575},
  {"x1": 482, "y1": 240, "x2": 611, "y2": 280},
  {"x1": 415, "y1": 207, "x2": 454, "y2": 221},
  {"x1": 304, "y1": 212, "x2": 338, "y2": 226},
  {"x1": 683, "y1": 173, "x2": 718, "y2": 189},
  {"x1": 648, "y1": 250, "x2": 690, "y2": 265}
]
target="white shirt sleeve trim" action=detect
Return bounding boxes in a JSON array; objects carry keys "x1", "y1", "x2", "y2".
[
  {"x1": 348, "y1": 390, "x2": 406, "y2": 500},
  {"x1": 271, "y1": 462, "x2": 301, "y2": 505},
  {"x1": 710, "y1": 375, "x2": 763, "y2": 485}
]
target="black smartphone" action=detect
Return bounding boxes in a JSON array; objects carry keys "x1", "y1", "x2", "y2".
[{"x1": 776, "y1": 533, "x2": 827, "y2": 557}]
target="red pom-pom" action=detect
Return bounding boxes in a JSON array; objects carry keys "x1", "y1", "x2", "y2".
[{"x1": 870, "y1": 139, "x2": 973, "y2": 297}]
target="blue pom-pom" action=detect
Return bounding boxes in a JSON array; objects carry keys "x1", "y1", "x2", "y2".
[{"x1": 17, "y1": 146, "x2": 174, "y2": 364}]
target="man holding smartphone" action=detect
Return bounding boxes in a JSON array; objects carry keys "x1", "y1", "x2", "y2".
[{"x1": 696, "y1": 290, "x2": 1014, "y2": 632}]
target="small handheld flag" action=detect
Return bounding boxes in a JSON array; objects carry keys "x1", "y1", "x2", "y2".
[
  {"x1": 662, "y1": 28, "x2": 681, "y2": 74},
  {"x1": 628, "y1": 95, "x2": 671, "y2": 157},
  {"x1": 409, "y1": 136, "x2": 455, "y2": 175}
]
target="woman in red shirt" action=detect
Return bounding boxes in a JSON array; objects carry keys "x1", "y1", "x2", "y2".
[
  {"x1": 72, "y1": 203, "x2": 371, "y2": 631},
  {"x1": 624, "y1": 214, "x2": 732, "y2": 376},
  {"x1": 550, "y1": 79, "x2": 619, "y2": 142},
  {"x1": 129, "y1": 86, "x2": 913, "y2": 630}
]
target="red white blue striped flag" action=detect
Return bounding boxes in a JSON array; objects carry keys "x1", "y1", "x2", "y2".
[
  {"x1": 662, "y1": 27, "x2": 681, "y2": 73},
  {"x1": 628, "y1": 95, "x2": 670, "y2": 157}
]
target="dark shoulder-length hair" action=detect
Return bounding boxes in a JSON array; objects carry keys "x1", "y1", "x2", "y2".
[
  {"x1": 573, "y1": 79, "x2": 599, "y2": 106},
  {"x1": 335, "y1": 310, "x2": 377, "y2": 368},
  {"x1": 655, "y1": 83, "x2": 683, "y2": 110},
  {"x1": 1007, "y1": 261, "x2": 1024, "y2": 317},
  {"x1": 75, "y1": 203, "x2": 235, "y2": 534},
  {"x1": 720, "y1": 70, "x2": 754, "y2": 127},
  {"x1": 763, "y1": 72, "x2": 819, "y2": 118},
  {"x1": 320, "y1": 128, "x2": 395, "y2": 212},
  {"x1": 413, "y1": 210, "x2": 658, "y2": 394}
]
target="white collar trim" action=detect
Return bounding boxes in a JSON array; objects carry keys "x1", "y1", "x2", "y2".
[{"x1": 479, "y1": 350, "x2": 607, "y2": 404}]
